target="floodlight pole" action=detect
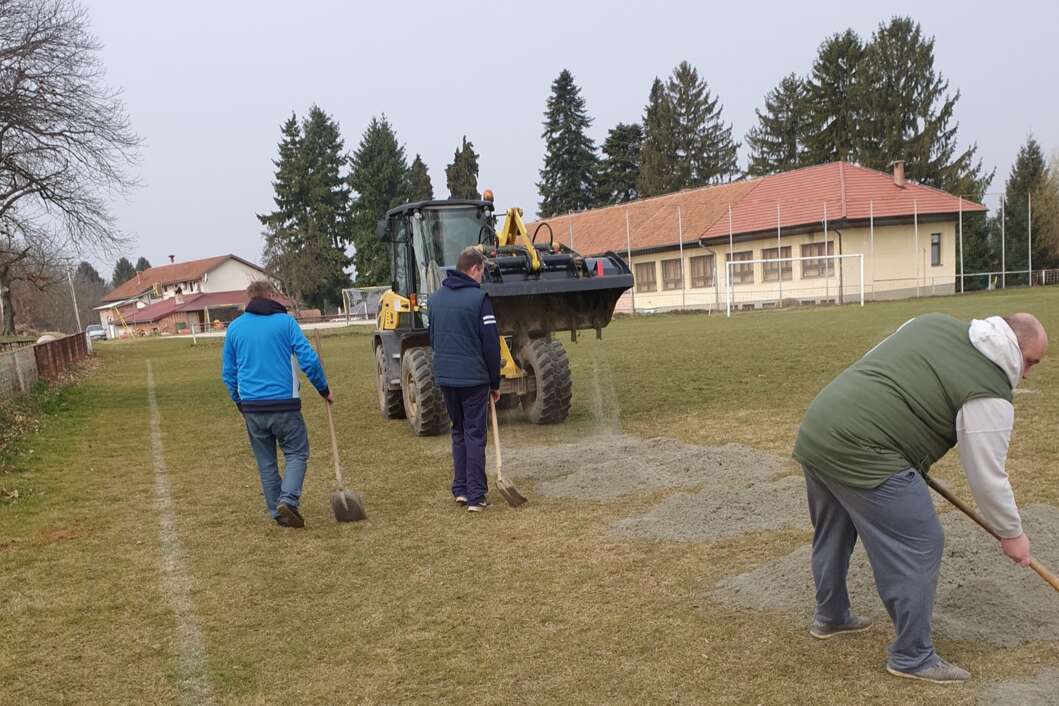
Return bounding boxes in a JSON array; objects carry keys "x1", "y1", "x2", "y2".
[
  {"x1": 776, "y1": 202, "x2": 782, "y2": 306},
  {"x1": 869, "y1": 200, "x2": 875, "y2": 301},
  {"x1": 568, "y1": 222, "x2": 575, "y2": 251},
  {"x1": 1001, "y1": 197, "x2": 1006, "y2": 289},
  {"x1": 677, "y1": 205, "x2": 685, "y2": 310},
  {"x1": 625, "y1": 209, "x2": 635, "y2": 314},
  {"x1": 67, "y1": 268, "x2": 82, "y2": 333},
  {"x1": 958, "y1": 197, "x2": 964, "y2": 294},
  {"x1": 727, "y1": 203, "x2": 734, "y2": 317},
  {"x1": 914, "y1": 200, "x2": 920, "y2": 298},
  {"x1": 1028, "y1": 192, "x2": 1033, "y2": 286},
  {"x1": 823, "y1": 202, "x2": 829, "y2": 301}
]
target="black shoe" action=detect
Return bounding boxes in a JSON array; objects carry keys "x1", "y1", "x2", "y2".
[
  {"x1": 276, "y1": 503, "x2": 305, "y2": 528},
  {"x1": 275, "y1": 515, "x2": 290, "y2": 527}
]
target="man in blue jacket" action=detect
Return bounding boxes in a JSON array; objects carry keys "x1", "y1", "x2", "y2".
[
  {"x1": 428, "y1": 247, "x2": 501, "y2": 512},
  {"x1": 222, "y1": 280, "x2": 331, "y2": 528}
]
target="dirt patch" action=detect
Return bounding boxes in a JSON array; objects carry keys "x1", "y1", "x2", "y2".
[
  {"x1": 507, "y1": 434, "x2": 787, "y2": 501},
  {"x1": 711, "y1": 504, "x2": 1059, "y2": 648},
  {"x1": 611, "y1": 475, "x2": 809, "y2": 541},
  {"x1": 979, "y1": 667, "x2": 1059, "y2": 705}
]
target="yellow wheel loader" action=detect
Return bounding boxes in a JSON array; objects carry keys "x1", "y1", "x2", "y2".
[{"x1": 372, "y1": 196, "x2": 632, "y2": 436}]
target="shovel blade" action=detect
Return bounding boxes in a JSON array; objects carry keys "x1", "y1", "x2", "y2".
[
  {"x1": 497, "y1": 478, "x2": 527, "y2": 508},
  {"x1": 331, "y1": 489, "x2": 367, "y2": 522}
]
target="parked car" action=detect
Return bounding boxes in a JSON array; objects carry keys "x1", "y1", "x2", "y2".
[{"x1": 85, "y1": 324, "x2": 107, "y2": 341}]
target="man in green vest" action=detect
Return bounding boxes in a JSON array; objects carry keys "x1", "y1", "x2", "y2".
[{"x1": 794, "y1": 313, "x2": 1047, "y2": 684}]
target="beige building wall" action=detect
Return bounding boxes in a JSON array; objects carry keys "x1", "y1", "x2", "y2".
[
  {"x1": 621, "y1": 219, "x2": 958, "y2": 312},
  {"x1": 199, "y1": 259, "x2": 267, "y2": 293}
]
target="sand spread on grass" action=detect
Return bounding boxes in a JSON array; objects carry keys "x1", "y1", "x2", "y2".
[
  {"x1": 979, "y1": 667, "x2": 1059, "y2": 705},
  {"x1": 710, "y1": 504, "x2": 1059, "y2": 648},
  {"x1": 506, "y1": 434, "x2": 788, "y2": 501}
]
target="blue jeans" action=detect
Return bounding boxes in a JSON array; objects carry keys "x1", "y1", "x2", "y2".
[
  {"x1": 244, "y1": 411, "x2": 310, "y2": 518},
  {"x1": 441, "y1": 385, "x2": 489, "y2": 505},
  {"x1": 803, "y1": 465, "x2": 944, "y2": 672}
]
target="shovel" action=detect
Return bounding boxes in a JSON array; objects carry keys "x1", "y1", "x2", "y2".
[
  {"x1": 489, "y1": 396, "x2": 526, "y2": 507},
  {"x1": 313, "y1": 330, "x2": 367, "y2": 523},
  {"x1": 926, "y1": 475, "x2": 1058, "y2": 592}
]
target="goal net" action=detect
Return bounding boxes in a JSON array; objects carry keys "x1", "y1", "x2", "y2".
[
  {"x1": 724, "y1": 253, "x2": 864, "y2": 317},
  {"x1": 341, "y1": 286, "x2": 389, "y2": 320}
]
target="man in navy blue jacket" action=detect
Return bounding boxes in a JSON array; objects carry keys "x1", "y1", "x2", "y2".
[
  {"x1": 428, "y1": 247, "x2": 501, "y2": 512},
  {"x1": 222, "y1": 280, "x2": 331, "y2": 528}
]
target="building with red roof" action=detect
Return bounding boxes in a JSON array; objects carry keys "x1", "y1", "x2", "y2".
[
  {"x1": 95, "y1": 254, "x2": 280, "y2": 336},
  {"x1": 529, "y1": 161, "x2": 985, "y2": 312}
]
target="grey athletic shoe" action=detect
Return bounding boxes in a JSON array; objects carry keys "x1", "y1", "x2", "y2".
[
  {"x1": 886, "y1": 659, "x2": 970, "y2": 684},
  {"x1": 454, "y1": 495, "x2": 468, "y2": 505},
  {"x1": 809, "y1": 615, "x2": 873, "y2": 639}
]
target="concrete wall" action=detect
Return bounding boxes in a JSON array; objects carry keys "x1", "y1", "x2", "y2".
[
  {"x1": 622, "y1": 219, "x2": 958, "y2": 312},
  {"x1": 0, "y1": 345, "x2": 39, "y2": 402}
]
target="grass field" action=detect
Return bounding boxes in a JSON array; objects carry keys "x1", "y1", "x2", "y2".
[{"x1": 2, "y1": 288, "x2": 1058, "y2": 705}]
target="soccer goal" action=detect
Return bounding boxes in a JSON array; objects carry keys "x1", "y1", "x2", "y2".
[
  {"x1": 724, "y1": 253, "x2": 864, "y2": 317},
  {"x1": 341, "y1": 286, "x2": 389, "y2": 320}
]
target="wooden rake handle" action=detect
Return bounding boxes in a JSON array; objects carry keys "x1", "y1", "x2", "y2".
[
  {"x1": 926, "y1": 475, "x2": 1059, "y2": 593},
  {"x1": 489, "y1": 396, "x2": 504, "y2": 483},
  {"x1": 312, "y1": 329, "x2": 344, "y2": 489}
]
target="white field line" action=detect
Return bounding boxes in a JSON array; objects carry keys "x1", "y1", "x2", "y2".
[{"x1": 146, "y1": 361, "x2": 214, "y2": 705}]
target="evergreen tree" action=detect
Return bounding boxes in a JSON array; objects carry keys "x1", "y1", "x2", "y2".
[
  {"x1": 348, "y1": 115, "x2": 412, "y2": 286},
  {"x1": 446, "y1": 136, "x2": 481, "y2": 200},
  {"x1": 300, "y1": 105, "x2": 352, "y2": 304},
  {"x1": 667, "y1": 61, "x2": 738, "y2": 185},
  {"x1": 855, "y1": 17, "x2": 988, "y2": 197},
  {"x1": 76, "y1": 261, "x2": 105, "y2": 287},
  {"x1": 135, "y1": 256, "x2": 151, "y2": 272},
  {"x1": 1001, "y1": 136, "x2": 1049, "y2": 279},
  {"x1": 259, "y1": 114, "x2": 306, "y2": 235},
  {"x1": 746, "y1": 73, "x2": 810, "y2": 176},
  {"x1": 595, "y1": 122, "x2": 643, "y2": 205},
  {"x1": 638, "y1": 78, "x2": 681, "y2": 198},
  {"x1": 409, "y1": 154, "x2": 434, "y2": 201},
  {"x1": 804, "y1": 29, "x2": 864, "y2": 164},
  {"x1": 537, "y1": 69, "x2": 598, "y2": 217},
  {"x1": 258, "y1": 108, "x2": 352, "y2": 309},
  {"x1": 111, "y1": 257, "x2": 136, "y2": 287}
]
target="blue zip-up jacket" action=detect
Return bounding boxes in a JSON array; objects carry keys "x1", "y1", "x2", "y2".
[
  {"x1": 221, "y1": 298, "x2": 329, "y2": 413},
  {"x1": 427, "y1": 270, "x2": 501, "y2": 389}
]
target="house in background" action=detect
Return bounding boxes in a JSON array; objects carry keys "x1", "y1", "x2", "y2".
[
  {"x1": 94, "y1": 254, "x2": 280, "y2": 337},
  {"x1": 530, "y1": 161, "x2": 985, "y2": 313}
]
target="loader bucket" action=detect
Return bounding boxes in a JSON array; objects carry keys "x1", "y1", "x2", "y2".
[{"x1": 482, "y1": 251, "x2": 632, "y2": 338}]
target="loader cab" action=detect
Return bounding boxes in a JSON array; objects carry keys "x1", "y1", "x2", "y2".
[{"x1": 378, "y1": 200, "x2": 495, "y2": 302}]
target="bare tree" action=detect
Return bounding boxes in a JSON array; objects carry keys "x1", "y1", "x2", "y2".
[{"x1": 0, "y1": 0, "x2": 140, "y2": 334}]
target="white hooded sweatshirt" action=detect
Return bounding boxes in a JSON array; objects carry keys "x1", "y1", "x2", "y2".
[{"x1": 956, "y1": 316, "x2": 1024, "y2": 538}]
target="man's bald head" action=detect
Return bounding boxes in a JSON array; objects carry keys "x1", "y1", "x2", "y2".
[{"x1": 1004, "y1": 312, "x2": 1048, "y2": 378}]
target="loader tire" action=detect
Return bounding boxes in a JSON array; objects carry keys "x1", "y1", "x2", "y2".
[
  {"x1": 495, "y1": 394, "x2": 519, "y2": 411},
  {"x1": 376, "y1": 345, "x2": 405, "y2": 419},
  {"x1": 519, "y1": 338, "x2": 572, "y2": 424},
  {"x1": 401, "y1": 347, "x2": 449, "y2": 436}
]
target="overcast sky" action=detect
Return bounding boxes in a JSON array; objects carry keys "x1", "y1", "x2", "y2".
[{"x1": 87, "y1": 0, "x2": 1058, "y2": 275}]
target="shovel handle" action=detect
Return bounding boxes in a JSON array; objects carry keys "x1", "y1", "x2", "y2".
[
  {"x1": 926, "y1": 475, "x2": 1059, "y2": 593},
  {"x1": 489, "y1": 396, "x2": 503, "y2": 483},
  {"x1": 313, "y1": 330, "x2": 344, "y2": 488}
]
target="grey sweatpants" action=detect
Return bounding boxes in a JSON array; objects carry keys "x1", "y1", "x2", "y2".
[{"x1": 803, "y1": 465, "x2": 944, "y2": 672}]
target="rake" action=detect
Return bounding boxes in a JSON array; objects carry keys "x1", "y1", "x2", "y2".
[
  {"x1": 313, "y1": 330, "x2": 367, "y2": 523},
  {"x1": 926, "y1": 475, "x2": 1058, "y2": 592},
  {"x1": 489, "y1": 396, "x2": 527, "y2": 507}
]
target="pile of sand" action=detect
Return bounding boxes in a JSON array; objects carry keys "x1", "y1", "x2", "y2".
[
  {"x1": 711, "y1": 504, "x2": 1059, "y2": 648},
  {"x1": 611, "y1": 475, "x2": 809, "y2": 541}
]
